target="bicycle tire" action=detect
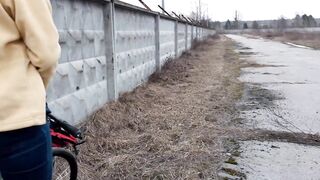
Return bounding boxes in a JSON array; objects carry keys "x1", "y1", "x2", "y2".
[{"x1": 52, "y1": 148, "x2": 78, "y2": 180}]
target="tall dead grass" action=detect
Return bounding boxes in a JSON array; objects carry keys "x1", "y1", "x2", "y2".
[
  {"x1": 248, "y1": 30, "x2": 320, "y2": 49},
  {"x1": 76, "y1": 37, "x2": 225, "y2": 180}
]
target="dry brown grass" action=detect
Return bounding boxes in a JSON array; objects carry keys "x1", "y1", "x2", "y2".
[
  {"x1": 76, "y1": 36, "x2": 245, "y2": 180},
  {"x1": 248, "y1": 30, "x2": 320, "y2": 49},
  {"x1": 282, "y1": 32, "x2": 320, "y2": 49}
]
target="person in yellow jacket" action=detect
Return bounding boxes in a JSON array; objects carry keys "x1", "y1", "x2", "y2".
[{"x1": 0, "y1": 0, "x2": 60, "y2": 179}]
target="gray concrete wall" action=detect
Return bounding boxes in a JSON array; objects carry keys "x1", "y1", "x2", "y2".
[
  {"x1": 193, "y1": 25, "x2": 197, "y2": 40},
  {"x1": 48, "y1": 0, "x2": 107, "y2": 124},
  {"x1": 177, "y1": 22, "x2": 187, "y2": 56},
  {"x1": 159, "y1": 18, "x2": 175, "y2": 67},
  {"x1": 187, "y1": 25, "x2": 192, "y2": 49},
  {"x1": 114, "y1": 7, "x2": 156, "y2": 94},
  {"x1": 48, "y1": 0, "x2": 216, "y2": 124}
]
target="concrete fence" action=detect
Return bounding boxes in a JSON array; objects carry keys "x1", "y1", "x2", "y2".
[{"x1": 47, "y1": 0, "x2": 216, "y2": 124}]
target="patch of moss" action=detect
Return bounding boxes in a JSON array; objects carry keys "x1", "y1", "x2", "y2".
[
  {"x1": 221, "y1": 167, "x2": 246, "y2": 179},
  {"x1": 232, "y1": 150, "x2": 241, "y2": 157},
  {"x1": 225, "y1": 157, "x2": 238, "y2": 165}
]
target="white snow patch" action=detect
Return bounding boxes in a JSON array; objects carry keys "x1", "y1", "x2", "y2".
[{"x1": 285, "y1": 42, "x2": 313, "y2": 49}]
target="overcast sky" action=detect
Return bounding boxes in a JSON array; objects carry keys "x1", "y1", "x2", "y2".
[{"x1": 121, "y1": 0, "x2": 320, "y2": 21}]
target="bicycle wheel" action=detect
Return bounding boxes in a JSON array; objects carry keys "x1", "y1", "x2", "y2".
[{"x1": 52, "y1": 148, "x2": 78, "y2": 180}]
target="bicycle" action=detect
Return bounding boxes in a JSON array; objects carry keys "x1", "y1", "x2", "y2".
[{"x1": 48, "y1": 111, "x2": 85, "y2": 180}]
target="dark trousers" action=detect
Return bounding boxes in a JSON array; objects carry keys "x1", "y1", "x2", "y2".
[{"x1": 0, "y1": 124, "x2": 52, "y2": 180}]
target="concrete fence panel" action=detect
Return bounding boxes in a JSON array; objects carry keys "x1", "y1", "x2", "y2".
[
  {"x1": 114, "y1": 7, "x2": 156, "y2": 94},
  {"x1": 187, "y1": 25, "x2": 193, "y2": 49},
  {"x1": 159, "y1": 17, "x2": 176, "y2": 67},
  {"x1": 177, "y1": 22, "x2": 187, "y2": 56},
  {"x1": 49, "y1": 0, "x2": 108, "y2": 124},
  {"x1": 193, "y1": 25, "x2": 197, "y2": 40}
]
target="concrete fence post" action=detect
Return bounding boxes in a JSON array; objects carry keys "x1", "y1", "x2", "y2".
[
  {"x1": 191, "y1": 25, "x2": 194, "y2": 46},
  {"x1": 195, "y1": 26, "x2": 198, "y2": 40},
  {"x1": 185, "y1": 23, "x2": 188, "y2": 51},
  {"x1": 174, "y1": 20, "x2": 178, "y2": 57},
  {"x1": 155, "y1": 14, "x2": 161, "y2": 71},
  {"x1": 104, "y1": 1, "x2": 118, "y2": 101}
]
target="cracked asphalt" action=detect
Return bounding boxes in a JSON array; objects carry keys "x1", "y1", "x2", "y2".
[{"x1": 222, "y1": 34, "x2": 320, "y2": 180}]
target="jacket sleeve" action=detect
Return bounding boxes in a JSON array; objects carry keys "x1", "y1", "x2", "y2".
[{"x1": 13, "y1": 0, "x2": 61, "y2": 88}]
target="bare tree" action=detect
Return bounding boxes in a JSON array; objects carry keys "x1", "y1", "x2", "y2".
[
  {"x1": 293, "y1": 14, "x2": 303, "y2": 27},
  {"x1": 188, "y1": 0, "x2": 212, "y2": 27},
  {"x1": 277, "y1": 16, "x2": 287, "y2": 31},
  {"x1": 233, "y1": 11, "x2": 240, "y2": 29},
  {"x1": 189, "y1": 11, "x2": 198, "y2": 20}
]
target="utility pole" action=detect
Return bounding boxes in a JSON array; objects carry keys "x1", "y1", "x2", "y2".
[
  {"x1": 235, "y1": 11, "x2": 238, "y2": 21},
  {"x1": 234, "y1": 10, "x2": 239, "y2": 29},
  {"x1": 162, "y1": 0, "x2": 165, "y2": 14},
  {"x1": 207, "y1": 5, "x2": 209, "y2": 27},
  {"x1": 199, "y1": 0, "x2": 201, "y2": 22}
]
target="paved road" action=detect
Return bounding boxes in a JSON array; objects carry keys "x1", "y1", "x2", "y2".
[
  {"x1": 225, "y1": 35, "x2": 320, "y2": 180},
  {"x1": 229, "y1": 35, "x2": 320, "y2": 134}
]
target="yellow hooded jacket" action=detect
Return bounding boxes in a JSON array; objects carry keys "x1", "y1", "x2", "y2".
[{"x1": 0, "y1": 0, "x2": 60, "y2": 132}]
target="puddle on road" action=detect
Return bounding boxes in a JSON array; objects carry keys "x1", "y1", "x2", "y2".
[
  {"x1": 237, "y1": 84, "x2": 284, "y2": 112},
  {"x1": 239, "y1": 51, "x2": 257, "y2": 56}
]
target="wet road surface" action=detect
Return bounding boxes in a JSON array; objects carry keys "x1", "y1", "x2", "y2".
[{"x1": 224, "y1": 35, "x2": 320, "y2": 180}]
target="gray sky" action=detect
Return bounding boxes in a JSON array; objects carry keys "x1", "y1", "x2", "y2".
[{"x1": 121, "y1": 0, "x2": 320, "y2": 21}]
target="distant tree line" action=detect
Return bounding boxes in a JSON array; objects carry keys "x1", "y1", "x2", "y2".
[
  {"x1": 223, "y1": 19, "x2": 242, "y2": 30},
  {"x1": 223, "y1": 14, "x2": 319, "y2": 30},
  {"x1": 293, "y1": 14, "x2": 317, "y2": 27},
  {"x1": 224, "y1": 20, "x2": 261, "y2": 30}
]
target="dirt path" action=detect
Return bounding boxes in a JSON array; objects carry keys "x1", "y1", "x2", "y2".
[{"x1": 76, "y1": 36, "x2": 246, "y2": 179}]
